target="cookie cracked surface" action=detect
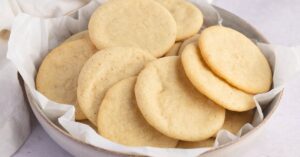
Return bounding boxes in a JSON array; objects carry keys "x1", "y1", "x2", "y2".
[{"x1": 135, "y1": 57, "x2": 225, "y2": 141}]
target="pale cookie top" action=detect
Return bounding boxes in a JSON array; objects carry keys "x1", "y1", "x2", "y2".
[
  {"x1": 98, "y1": 77, "x2": 178, "y2": 147},
  {"x1": 88, "y1": 0, "x2": 177, "y2": 57},
  {"x1": 135, "y1": 56, "x2": 225, "y2": 141},
  {"x1": 199, "y1": 26, "x2": 272, "y2": 94},
  {"x1": 155, "y1": 0, "x2": 203, "y2": 41},
  {"x1": 64, "y1": 30, "x2": 91, "y2": 120},
  {"x1": 77, "y1": 47, "x2": 155, "y2": 125},
  {"x1": 36, "y1": 39, "x2": 97, "y2": 120},
  {"x1": 181, "y1": 43, "x2": 255, "y2": 112}
]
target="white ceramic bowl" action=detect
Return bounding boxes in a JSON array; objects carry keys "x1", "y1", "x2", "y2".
[{"x1": 21, "y1": 7, "x2": 283, "y2": 157}]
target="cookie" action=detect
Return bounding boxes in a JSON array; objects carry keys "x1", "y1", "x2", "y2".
[
  {"x1": 164, "y1": 42, "x2": 182, "y2": 56},
  {"x1": 199, "y1": 26, "x2": 272, "y2": 94},
  {"x1": 36, "y1": 39, "x2": 97, "y2": 120},
  {"x1": 77, "y1": 47, "x2": 155, "y2": 125},
  {"x1": 64, "y1": 30, "x2": 89, "y2": 43},
  {"x1": 98, "y1": 77, "x2": 178, "y2": 147},
  {"x1": 135, "y1": 57, "x2": 225, "y2": 141},
  {"x1": 155, "y1": 0, "x2": 203, "y2": 41},
  {"x1": 178, "y1": 34, "x2": 200, "y2": 56},
  {"x1": 221, "y1": 110, "x2": 254, "y2": 135},
  {"x1": 177, "y1": 138, "x2": 215, "y2": 148},
  {"x1": 74, "y1": 102, "x2": 86, "y2": 120},
  {"x1": 181, "y1": 42, "x2": 255, "y2": 111},
  {"x1": 88, "y1": 0, "x2": 177, "y2": 57}
]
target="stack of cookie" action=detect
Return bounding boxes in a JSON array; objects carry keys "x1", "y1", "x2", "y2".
[{"x1": 36, "y1": 0, "x2": 272, "y2": 148}]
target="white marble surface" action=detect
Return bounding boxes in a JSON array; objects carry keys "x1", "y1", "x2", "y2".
[{"x1": 13, "y1": 0, "x2": 300, "y2": 156}]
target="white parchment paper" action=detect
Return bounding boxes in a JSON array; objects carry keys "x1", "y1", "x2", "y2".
[{"x1": 5, "y1": 0, "x2": 300, "y2": 156}]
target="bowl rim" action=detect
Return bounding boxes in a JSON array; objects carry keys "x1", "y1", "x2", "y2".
[{"x1": 22, "y1": 6, "x2": 283, "y2": 157}]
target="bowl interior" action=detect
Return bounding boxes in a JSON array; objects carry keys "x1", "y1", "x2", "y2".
[{"x1": 21, "y1": 6, "x2": 282, "y2": 157}]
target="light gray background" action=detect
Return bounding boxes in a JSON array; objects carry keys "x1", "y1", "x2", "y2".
[{"x1": 13, "y1": 0, "x2": 300, "y2": 156}]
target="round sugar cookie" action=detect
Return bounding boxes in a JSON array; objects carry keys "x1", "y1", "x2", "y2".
[
  {"x1": 181, "y1": 43, "x2": 255, "y2": 111},
  {"x1": 222, "y1": 110, "x2": 254, "y2": 135},
  {"x1": 155, "y1": 0, "x2": 203, "y2": 41},
  {"x1": 164, "y1": 42, "x2": 182, "y2": 56},
  {"x1": 199, "y1": 26, "x2": 272, "y2": 94},
  {"x1": 36, "y1": 39, "x2": 97, "y2": 120},
  {"x1": 77, "y1": 47, "x2": 155, "y2": 125},
  {"x1": 178, "y1": 34, "x2": 200, "y2": 56},
  {"x1": 98, "y1": 77, "x2": 178, "y2": 147},
  {"x1": 135, "y1": 57, "x2": 225, "y2": 141},
  {"x1": 88, "y1": 0, "x2": 177, "y2": 57},
  {"x1": 64, "y1": 30, "x2": 89, "y2": 43},
  {"x1": 177, "y1": 138, "x2": 215, "y2": 148}
]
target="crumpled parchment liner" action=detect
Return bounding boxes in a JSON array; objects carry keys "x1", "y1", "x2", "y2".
[{"x1": 6, "y1": 0, "x2": 300, "y2": 156}]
